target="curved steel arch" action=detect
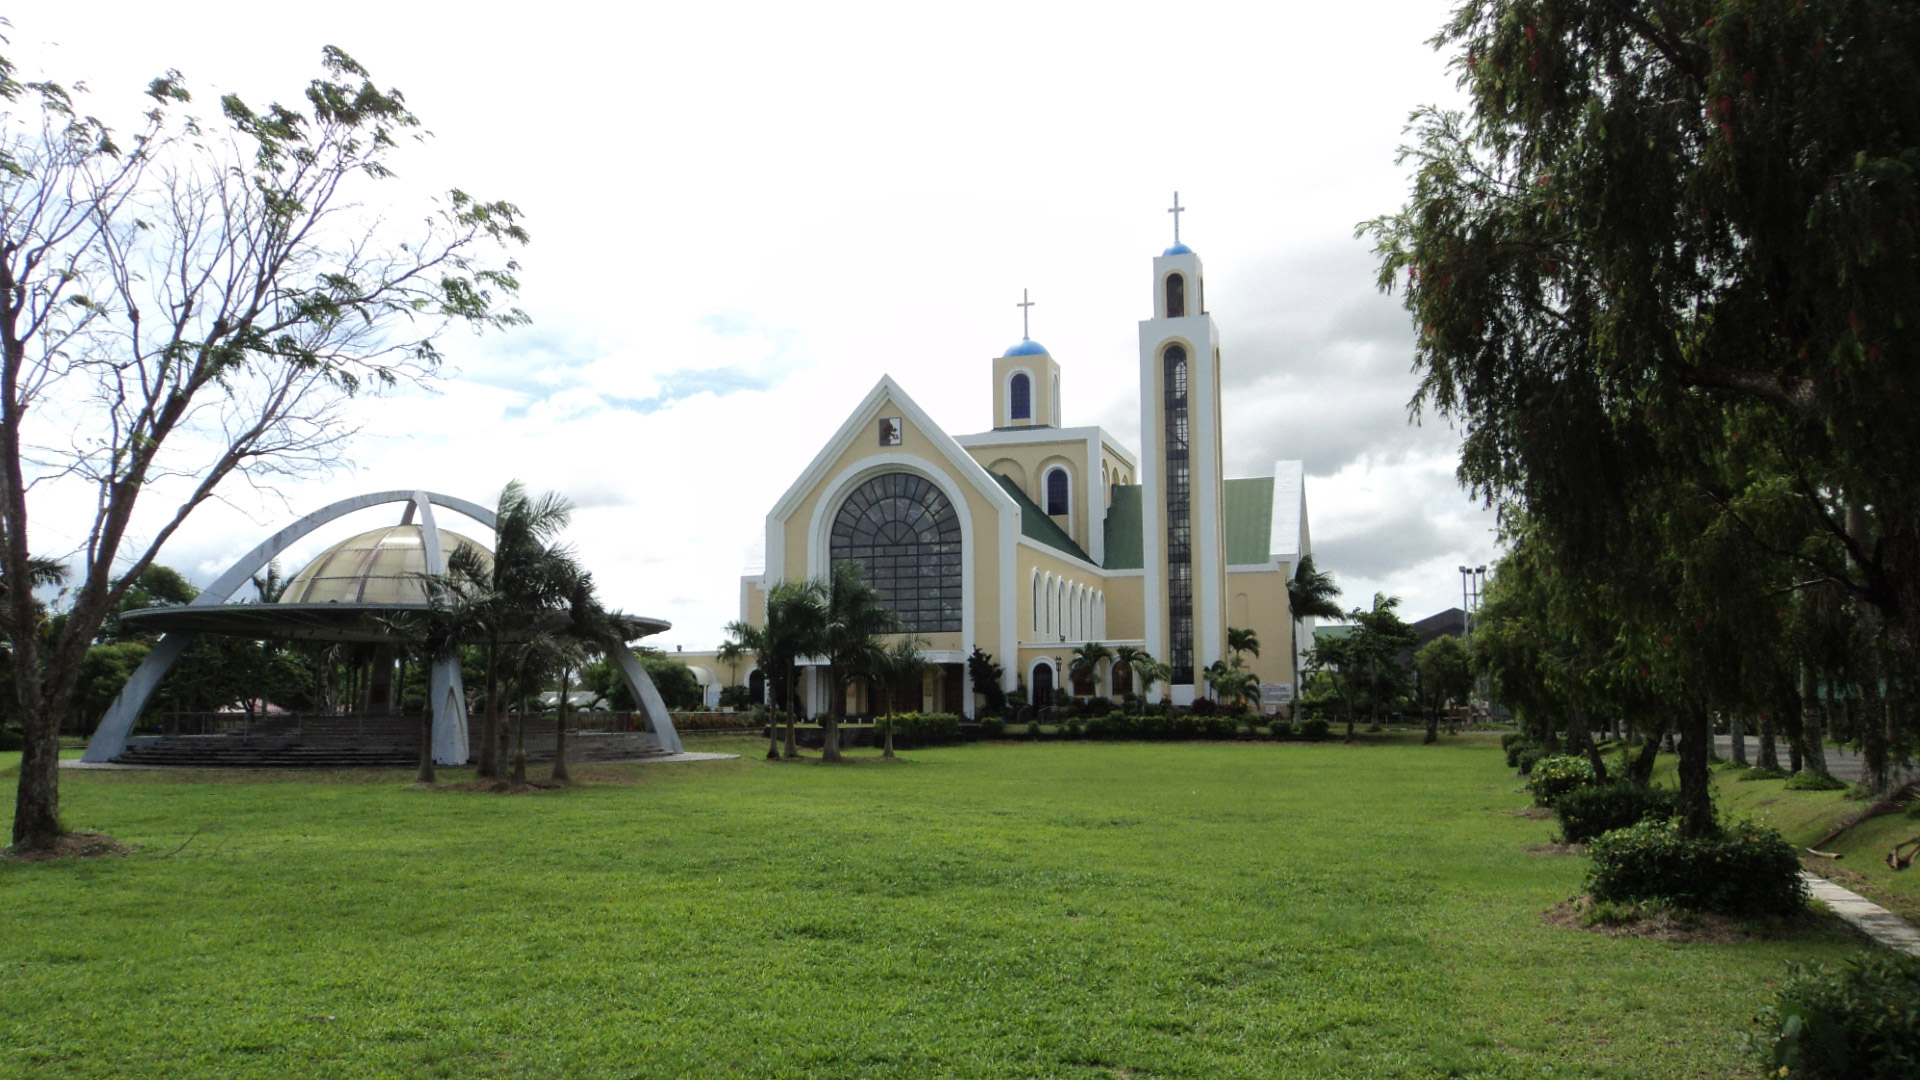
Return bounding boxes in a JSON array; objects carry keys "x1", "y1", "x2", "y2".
[{"x1": 81, "y1": 489, "x2": 682, "y2": 763}]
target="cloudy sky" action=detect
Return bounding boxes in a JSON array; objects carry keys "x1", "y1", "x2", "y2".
[{"x1": 9, "y1": 1, "x2": 1498, "y2": 646}]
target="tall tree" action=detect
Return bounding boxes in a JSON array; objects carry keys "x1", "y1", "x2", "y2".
[
  {"x1": 1414, "y1": 634, "x2": 1472, "y2": 744},
  {"x1": 1, "y1": 49, "x2": 527, "y2": 849},
  {"x1": 1348, "y1": 594, "x2": 1421, "y2": 734},
  {"x1": 471, "y1": 482, "x2": 581, "y2": 780},
  {"x1": 1226, "y1": 627, "x2": 1260, "y2": 667},
  {"x1": 1365, "y1": 0, "x2": 1920, "y2": 659}
]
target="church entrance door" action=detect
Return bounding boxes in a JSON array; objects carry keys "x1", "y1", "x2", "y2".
[{"x1": 1030, "y1": 663, "x2": 1054, "y2": 708}]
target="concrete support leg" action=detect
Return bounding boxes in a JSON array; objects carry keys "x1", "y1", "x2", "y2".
[
  {"x1": 82, "y1": 632, "x2": 198, "y2": 763},
  {"x1": 429, "y1": 656, "x2": 471, "y2": 765},
  {"x1": 608, "y1": 647, "x2": 683, "y2": 755}
]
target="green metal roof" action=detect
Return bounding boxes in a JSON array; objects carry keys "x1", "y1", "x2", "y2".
[
  {"x1": 1103, "y1": 485, "x2": 1143, "y2": 569},
  {"x1": 992, "y1": 474, "x2": 1092, "y2": 563},
  {"x1": 1225, "y1": 476, "x2": 1275, "y2": 565}
]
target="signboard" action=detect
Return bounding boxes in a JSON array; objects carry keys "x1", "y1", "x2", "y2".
[{"x1": 1260, "y1": 682, "x2": 1293, "y2": 705}]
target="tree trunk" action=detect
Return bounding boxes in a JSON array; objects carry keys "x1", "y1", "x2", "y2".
[
  {"x1": 1758, "y1": 711, "x2": 1780, "y2": 771},
  {"x1": 1676, "y1": 707, "x2": 1716, "y2": 839},
  {"x1": 1730, "y1": 712, "x2": 1748, "y2": 766},
  {"x1": 1862, "y1": 665, "x2": 1891, "y2": 793},
  {"x1": 1626, "y1": 719, "x2": 1667, "y2": 788},
  {"x1": 11, "y1": 713, "x2": 62, "y2": 849},
  {"x1": 1570, "y1": 706, "x2": 1608, "y2": 785},
  {"x1": 479, "y1": 637, "x2": 500, "y2": 778},
  {"x1": 551, "y1": 667, "x2": 571, "y2": 783},
  {"x1": 1799, "y1": 663, "x2": 1830, "y2": 776},
  {"x1": 416, "y1": 706, "x2": 436, "y2": 785},
  {"x1": 821, "y1": 664, "x2": 843, "y2": 762},
  {"x1": 511, "y1": 704, "x2": 528, "y2": 784},
  {"x1": 883, "y1": 723, "x2": 895, "y2": 759}
]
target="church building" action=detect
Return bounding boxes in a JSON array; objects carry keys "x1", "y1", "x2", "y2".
[{"x1": 713, "y1": 208, "x2": 1313, "y2": 716}]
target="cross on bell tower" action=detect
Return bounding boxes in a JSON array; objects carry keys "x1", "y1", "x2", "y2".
[
  {"x1": 1168, "y1": 192, "x2": 1185, "y2": 245},
  {"x1": 1017, "y1": 288, "x2": 1035, "y2": 340}
]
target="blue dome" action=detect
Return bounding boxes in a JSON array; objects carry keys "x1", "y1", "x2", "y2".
[
  {"x1": 1003, "y1": 338, "x2": 1050, "y2": 357},
  {"x1": 1163, "y1": 242, "x2": 1195, "y2": 256}
]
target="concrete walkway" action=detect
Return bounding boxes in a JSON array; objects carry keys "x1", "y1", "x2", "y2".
[{"x1": 1803, "y1": 873, "x2": 1920, "y2": 956}]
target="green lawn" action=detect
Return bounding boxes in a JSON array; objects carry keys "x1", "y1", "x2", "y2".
[{"x1": 0, "y1": 736, "x2": 1873, "y2": 1079}]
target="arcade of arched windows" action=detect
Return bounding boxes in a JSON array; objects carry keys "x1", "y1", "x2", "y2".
[{"x1": 1029, "y1": 568, "x2": 1107, "y2": 643}]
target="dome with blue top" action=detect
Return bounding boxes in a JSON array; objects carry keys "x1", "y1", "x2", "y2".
[
  {"x1": 1163, "y1": 242, "x2": 1194, "y2": 256},
  {"x1": 1003, "y1": 338, "x2": 1050, "y2": 357}
]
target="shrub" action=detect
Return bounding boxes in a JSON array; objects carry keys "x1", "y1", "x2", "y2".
[
  {"x1": 1586, "y1": 819, "x2": 1805, "y2": 917},
  {"x1": 1527, "y1": 755, "x2": 1598, "y2": 806},
  {"x1": 1758, "y1": 952, "x2": 1920, "y2": 1080},
  {"x1": 1062, "y1": 718, "x2": 1084, "y2": 739},
  {"x1": 1551, "y1": 783, "x2": 1679, "y2": 844},
  {"x1": 1504, "y1": 738, "x2": 1541, "y2": 768},
  {"x1": 1140, "y1": 714, "x2": 1171, "y2": 741},
  {"x1": 880, "y1": 713, "x2": 963, "y2": 747},
  {"x1": 0, "y1": 726, "x2": 22, "y2": 752},
  {"x1": 1500, "y1": 731, "x2": 1527, "y2": 752},
  {"x1": 978, "y1": 717, "x2": 1005, "y2": 739},
  {"x1": 1299, "y1": 717, "x2": 1331, "y2": 740},
  {"x1": 1268, "y1": 719, "x2": 1294, "y2": 740},
  {"x1": 1203, "y1": 715, "x2": 1238, "y2": 739},
  {"x1": 1786, "y1": 771, "x2": 1848, "y2": 792},
  {"x1": 1026, "y1": 720, "x2": 1042, "y2": 740},
  {"x1": 1189, "y1": 698, "x2": 1219, "y2": 717},
  {"x1": 1736, "y1": 766, "x2": 1790, "y2": 782},
  {"x1": 1513, "y1": 745, "x2": 1547, "y2": 775}
]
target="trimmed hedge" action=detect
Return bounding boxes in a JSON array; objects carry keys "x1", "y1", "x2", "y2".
[
  {"x1": 1298, "y1": 717, "x2": 1331, "y2": 741},
  {"x1": 1526, "y1": 755, "x2": 1597, "y2": 806},
  {"x1": 1551, "y1": 783, "x2": 1678, "y2": 844},
  {"x1": 1759, "y1": 952, "x2": 1920, "y2": 1080},
  {"x1": 1586, "y1": 819, "x2": 1805, "y2": 916}
]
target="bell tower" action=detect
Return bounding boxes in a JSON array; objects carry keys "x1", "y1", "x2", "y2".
[
  {"x1": 990, "y1": 288, "x2": 1062, "y2": 429},
  {"x1": 1138, "y1": 194, "x2": 1226, "y2": 703}
]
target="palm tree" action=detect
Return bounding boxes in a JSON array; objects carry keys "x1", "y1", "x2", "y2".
[
  {"x1": 1111, "y1": 645, "x2": 1147, "y2": 704},
  {"x1": 1134, "y1": 654, "x2": 1173, "y2": 714},
  {"x1": 815, "y1": 561, "x2": 899, "y2": 762},
  {"x1": 737, "y1": 578, "x2": 828, "y2": 760},
  {"x1": 1068, "y1": 641, "x2": 1114, "y2": 700},
  {"x1": 1226, "y1": 627, "x2": 1260, "y2": 668},
  {"x1": 392, "y1": 554, "x2": 492, "y2": 784},
  {"x1": 549, "y1": 575, "x2": 620, "y2": 783},
  {"x1": 473, "y1": 481, "x2": 582, "y2": 779},
  {"x1": 877, "y1": 636, "x2": 933, "y2": 758},
  {"x1": 1288, "y1": 554, "x2": 1344, "y2": 622},
  {"x1": 716, "y1": 636, "x2": 748, "y2": 698},
  {"x1": 1205, "y1": 659, "x2": 1260, "y2": 710}
]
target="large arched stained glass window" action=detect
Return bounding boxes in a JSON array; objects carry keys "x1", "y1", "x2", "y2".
[
  {"x1": 830, "y1": 472, "x2": 963, "y2": 633},
  {"x1": 1010, "y1": 373, "x2": 1032, "y2": 421}
]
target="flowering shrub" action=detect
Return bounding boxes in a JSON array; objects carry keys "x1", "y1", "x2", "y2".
[
  {"x1": 1526, "y1": 755, "x2": 1598, "y2": 806},
  {"x1": 1586, "y1": 819, "x2": 1804, "y2": 916}
]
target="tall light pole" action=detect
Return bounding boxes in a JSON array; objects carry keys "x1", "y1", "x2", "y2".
[{"x1": 1459, "y1": 564, "x2": 1488, "y2": 640}]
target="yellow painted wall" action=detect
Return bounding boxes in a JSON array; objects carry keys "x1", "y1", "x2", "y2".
[{"x1": 1226, "y1": 567, "x2": 1296, "y2": 687}]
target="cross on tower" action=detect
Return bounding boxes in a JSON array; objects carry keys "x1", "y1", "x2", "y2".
[
  {"x1": 1168, "y1": 191, "x2": 1185, "y2": 244},
  {"x1": 1017, "y1": 288, "x2": 1035, "y2": 339}
]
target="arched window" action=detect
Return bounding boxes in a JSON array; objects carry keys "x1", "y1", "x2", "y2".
[
  {"x1": 1166, "y1": 273, "x2": 1186, "y2": 318},
  {"x1": 1045, "y1": 467, "x2": 1069, "y2": 516},
  {"x1": 830, "y1": 472, "x2": 963, "y2": 633},
  {"x1": 1031, "y1": 571, "x2": 1040, "y2": 634},
  {"x1": 1010, "y1": 373, "x2": 1031, "y2": 421}
]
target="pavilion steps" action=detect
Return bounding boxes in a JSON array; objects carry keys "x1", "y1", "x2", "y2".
[{"x1": 112, "y1": 718, "x2": 674, "y2": 769}]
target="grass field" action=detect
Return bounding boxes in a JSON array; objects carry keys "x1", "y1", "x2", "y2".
[{"x1": 0, "y1": 735, "x2": 1879, "y2": 1079}]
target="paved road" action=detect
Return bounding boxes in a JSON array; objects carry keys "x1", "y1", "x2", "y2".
[{"x1": 1713, "y1": 734, "x2": 1916, "y2": 787}]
